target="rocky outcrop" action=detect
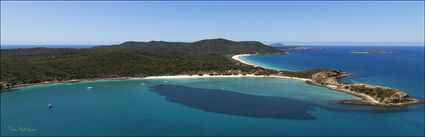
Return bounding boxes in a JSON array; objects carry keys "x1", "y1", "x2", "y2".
[
  {"x1": 383, "y1": 91, "x2": 409, "y2": 103},
  {"x1": 311, "y1": 71, "x2": 342, "y2": 86},
  {"x1": 306, "y1": 70, "x2": 422, "y2": 106},
  {"x1": 0, "y1": 81, "x2": 12, "y2": 90},
  {"x1": 342, "y1": 84, "x2": 419, "y2": 105}
]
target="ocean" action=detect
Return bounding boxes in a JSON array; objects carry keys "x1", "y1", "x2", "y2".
[
  {"x1": 1, "y1": 45, "x2": 424, "y2": 136},
  {"x1": 242, "y1": 46, "x2": 425, "y2": 99}
]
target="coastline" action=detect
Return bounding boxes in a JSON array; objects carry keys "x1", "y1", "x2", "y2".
[
  {"x1": 1, "y1": 74, "x2": 310, "y2": 92},
  {"x1": 231, "y1": 54, "x2": 259, "y2": 67},
  {"x1": 1, "y1": 77, "x2": 144, "y2": 91},
  {"x1": 144, "y1": 74, "x2": 311, "y2": 82},
  {"x1": 2, "y1": 54, "x2": 422, "y2": 107}
]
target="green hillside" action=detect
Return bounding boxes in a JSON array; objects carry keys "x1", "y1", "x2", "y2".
[{"x1": 1, "y1": 39, "x2": 282, "y2": 88}]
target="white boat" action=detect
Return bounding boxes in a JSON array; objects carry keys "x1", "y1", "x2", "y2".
[
  {"x1": 48, "y1": 103, "x2": 54, "y2": 109},
  {"x1": 87, "y1": 87, "x2": 93, "y2": 89}
]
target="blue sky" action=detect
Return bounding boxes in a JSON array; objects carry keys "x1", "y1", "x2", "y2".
[{"x1": 1, "y1": 1, "x2": 424, "y2": 45}]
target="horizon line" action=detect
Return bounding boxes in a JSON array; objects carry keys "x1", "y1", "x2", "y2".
[{"x1": 1, "y1": 41, "x2": 424, "y2": 46}]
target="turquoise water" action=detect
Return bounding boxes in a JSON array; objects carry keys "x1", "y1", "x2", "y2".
[{"x1": 1, "y1": 46, "x2": 424, "y2": 136}]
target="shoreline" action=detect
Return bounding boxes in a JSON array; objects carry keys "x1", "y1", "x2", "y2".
[
  {"x1": 0, "y1": 77, "x2": 144, "y2": 91},
  {"x1": 231, "y1": 54, "x2": 259, "y2": 67},
  {"x1": 145, "y1": 74, "x2": 311, "y2": 81},
  {"x1": 1, "y1": 74, "x2": 310, "y2": 91}
]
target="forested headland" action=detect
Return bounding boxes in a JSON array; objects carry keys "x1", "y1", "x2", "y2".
[{"x1": 1, "y1": 39, "x2": 284, "y2": 89}]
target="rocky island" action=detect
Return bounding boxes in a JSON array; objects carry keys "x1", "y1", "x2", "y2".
[
  {"x1": 1, "y1": 38, "x2": 421, "y2": 107},
  {"x1": 270, "y1": 43, "x2": 309, "y2": 51}
]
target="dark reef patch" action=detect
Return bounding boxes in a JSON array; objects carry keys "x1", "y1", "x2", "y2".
[
  {"x1": 151, "y1": 84, "x2": 317, "y2": 120},
  {"x1": 150, "y1": 85, "x2": 423, "y2": 120}
]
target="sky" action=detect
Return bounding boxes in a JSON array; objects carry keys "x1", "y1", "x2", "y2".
[{"x1": 1, "y1": 1, "x2": 424, "y2": 45}]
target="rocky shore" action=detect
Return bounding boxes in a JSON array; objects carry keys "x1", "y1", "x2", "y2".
[{"x1": 304, "y1": 70, "x2": 422, "y2": 107}]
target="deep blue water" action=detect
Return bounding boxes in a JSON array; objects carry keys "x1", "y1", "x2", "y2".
[{"x1": 1, "y1": 45, "x2": 424, "y2": 136}]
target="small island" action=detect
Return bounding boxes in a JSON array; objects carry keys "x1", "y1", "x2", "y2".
[
  {"x1": 0, "y1": 38, "x2": 421, "y2": 107},
  {"x1": 281, "y1": 46, "x2": 308, "y2": 50},
  {"x1": 270, "y1": 43, "x2": 309, "y2": 51},
  {"x1": 352, "y1": 50, "x2": 394, "y2": 54}
]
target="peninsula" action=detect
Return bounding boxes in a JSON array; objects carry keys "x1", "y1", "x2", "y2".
[{"x1": 0, "y1": 38, "x2": 421, "y2": 106}]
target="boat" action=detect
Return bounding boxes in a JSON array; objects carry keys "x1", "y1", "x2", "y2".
[{"x1": 48, "y1": 103, "x2": 53, "y2": 109}]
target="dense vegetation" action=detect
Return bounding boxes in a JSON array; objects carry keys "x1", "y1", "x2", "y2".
[
  {"x1": 348, "y1": 85, "x2": 399, "y2": 100},
  {"x1": 1, "y1": 39, "x2": 283, "y2": 89},
  {"x1": 282, "y1": 69, "x2": 340, "y2": 78}
]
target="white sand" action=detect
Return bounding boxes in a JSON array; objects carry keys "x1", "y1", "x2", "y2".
[
  {"x1": 144, "y1": 74, "x2": 310, "y2": 82},
  {"x1": 231, "y1": 54, "x2": 258, "y2": 67}
]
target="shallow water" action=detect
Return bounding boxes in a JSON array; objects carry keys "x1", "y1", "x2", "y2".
[
  {"x1": 1, "y1": 46, "x2": 424, "y2": 136},
  {"x1": 2, "y1": 77, "x2": 423, "y2": 136}
]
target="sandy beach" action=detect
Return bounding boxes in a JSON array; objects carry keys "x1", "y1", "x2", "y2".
[
  {"x1": 144, "y1": 74, "x2": 311, "y2": 82},
  {"x1": 231, "y1": 54, "x2": 259, "y2": 67},
  {"x1": 2, "y1": 74, "x2": 309, "y2": 91}
]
